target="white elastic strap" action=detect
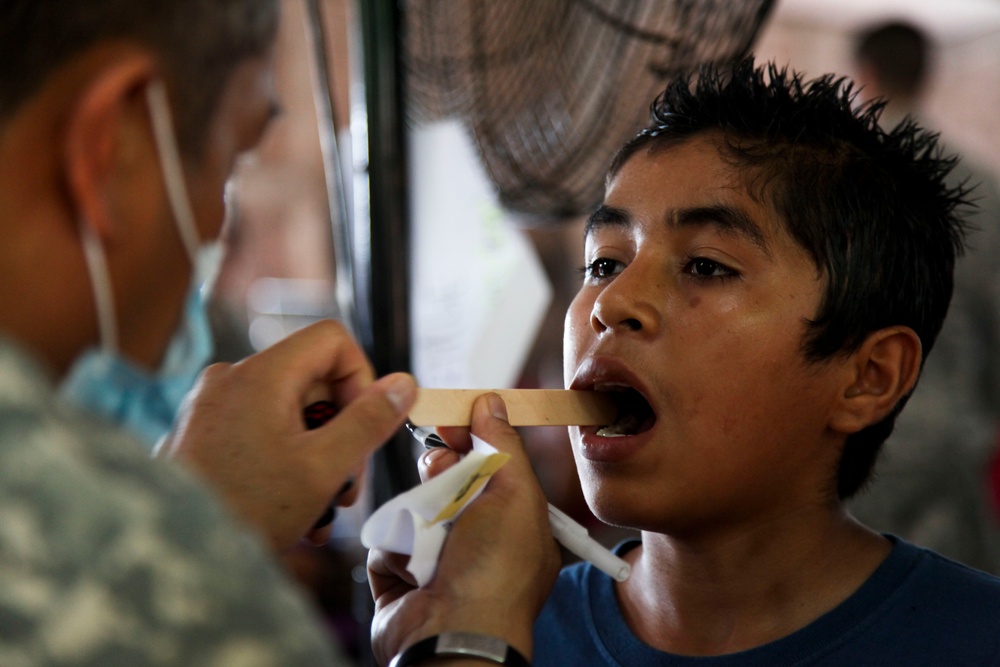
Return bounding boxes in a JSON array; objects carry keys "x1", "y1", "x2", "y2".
[
  {"x1": 146, "y1": 80, "x2": 201, "y2": 263},
  {"x1": 79, "y1": 221, "x2": 119, "y2": 353}
]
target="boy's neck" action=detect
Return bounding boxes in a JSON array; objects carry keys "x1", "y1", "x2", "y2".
[{"x1": 616, "y1": 509, "x2": 891, "y2": 657}]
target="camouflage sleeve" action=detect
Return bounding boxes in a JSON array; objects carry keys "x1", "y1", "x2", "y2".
[{"x1": 0, "y1": 402, "x2": 352, "y2": 666}]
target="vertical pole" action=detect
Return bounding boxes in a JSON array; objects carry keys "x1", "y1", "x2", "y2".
[
  {"x1": 303, "y1": 0, "x2": 359, "y2": 337},
  {"x1": 357, "y1": 0, "x2": 418, "y2": 505},
  {"x1": 351, "y1": 3, "x2": 417, "y2": 663}
]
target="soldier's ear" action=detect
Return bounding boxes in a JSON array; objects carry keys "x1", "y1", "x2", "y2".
[{"x1": 63, "y1": 53, "x2": 158, "y2": 240}]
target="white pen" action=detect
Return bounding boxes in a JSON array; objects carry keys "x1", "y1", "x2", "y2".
[{"x1": 547, "y1": 503, "x2": 631, "y2": 582}]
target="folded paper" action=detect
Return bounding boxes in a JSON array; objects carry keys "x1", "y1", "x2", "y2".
[{"x1": 360, "y1": 436, "x2": 509, "y2": 586}]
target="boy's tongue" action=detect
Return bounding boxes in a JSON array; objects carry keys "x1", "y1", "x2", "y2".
[{"x1": 596, "y1": 388, "x2": 655, "y2": 437}]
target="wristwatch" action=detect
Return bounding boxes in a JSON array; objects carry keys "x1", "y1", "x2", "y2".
[{"x1": 389, "y1": 632, "x2": 531, "y2": 667}]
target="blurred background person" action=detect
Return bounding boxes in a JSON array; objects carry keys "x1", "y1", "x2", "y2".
[{"x1": 846, "y1": 19, "x2": 1000, "y2": 574}]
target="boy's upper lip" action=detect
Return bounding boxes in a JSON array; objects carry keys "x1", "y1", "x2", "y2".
[{"x1": 568, "y1": 355, "x2": 652, "y2": 407}]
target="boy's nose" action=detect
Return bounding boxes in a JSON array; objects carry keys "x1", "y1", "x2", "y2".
[{"x1": 590, "y1": 262, "x2": 663, "y2": 337}]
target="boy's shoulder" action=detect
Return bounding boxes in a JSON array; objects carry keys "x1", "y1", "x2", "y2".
[
  {"x1": 533, "y1": 537, "x2": 1000, "y2": 666},
  {"x1": 851, "y1": 538, "x2": 1000, "y2": 664},
  {"x1": 895, "y1": 536, "x2": 1000, "y2": 614},
  {"x1": 893, "y1": 535, "x2": 1000, "y2": 595}
]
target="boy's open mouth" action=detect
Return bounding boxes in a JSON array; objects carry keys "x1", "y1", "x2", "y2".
[{"x1": 594, "y1": 386, "x2": 655, "y2": 437}]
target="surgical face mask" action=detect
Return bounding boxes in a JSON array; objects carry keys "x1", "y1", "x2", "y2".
[{"x1": 60, "y1": 80, "x2": 223, "y2": 449}]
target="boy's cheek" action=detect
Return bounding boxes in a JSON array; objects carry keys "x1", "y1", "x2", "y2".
[{"x1": 562, "y1": 306, "x2": 591, "y2": 373}]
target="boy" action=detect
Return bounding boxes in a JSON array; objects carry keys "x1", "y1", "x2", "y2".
[
  {"x1": 535, "y1": 57, "x2": 1000, "y2": 664},
  {"x1": 368, "y1": 57, "x2": 1000, "y2": 666}
]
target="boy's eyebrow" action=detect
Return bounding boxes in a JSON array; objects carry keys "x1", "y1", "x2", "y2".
[
  {"x1": 585, "y1": 203, "x2": 771, "y2": 257},
  {"x1": 584, "y1": 205, "x2": 631, "y2": 236},
  {"x1": 670, "y1": 204, "x2": 771, "y2": 256}
]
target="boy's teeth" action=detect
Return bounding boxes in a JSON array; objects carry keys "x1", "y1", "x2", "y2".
[{"x1": 596, "y1": 411, "x2": 643, "y2": 438}]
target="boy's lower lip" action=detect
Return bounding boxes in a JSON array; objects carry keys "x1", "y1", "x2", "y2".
[{"x1": 577, "y1": 428, "x2": 651, "y2": 463}]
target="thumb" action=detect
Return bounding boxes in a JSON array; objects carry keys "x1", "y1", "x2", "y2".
[
  {"x1": 469, "y1": 393, "x2": 536, "y2": 482},
  {"x1": 306, "y1": 372, "x2": 417, "y2": 469}
]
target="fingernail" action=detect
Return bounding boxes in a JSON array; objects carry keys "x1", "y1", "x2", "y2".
[
  {"x1": 384, "y1": 374, "x2": 416, "y2": 413},
  {"x1": 421, "y1": 447, "x2": 447, "y2": 468},
  {"x1": 487, "y1": 393, "x2": 508, "y2": 420}
]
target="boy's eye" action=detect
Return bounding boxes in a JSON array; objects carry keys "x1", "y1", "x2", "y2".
[
  {"x1": 685, "y1": 257, "x2": 737, "y2": 279},
  {"x1": 583, "y1": 257, "x2": 624, "y2": 280}
]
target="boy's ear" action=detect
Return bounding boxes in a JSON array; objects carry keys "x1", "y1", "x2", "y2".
[
  {"x1": 62, "y1": 53, "x2": 158, "y2": 239},
  {"x1": 828, "y1": 326, "x2": 922, "y2": 435}
]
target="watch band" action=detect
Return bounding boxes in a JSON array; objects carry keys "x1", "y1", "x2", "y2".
[{"x1": 389, "y1": 632, "x2": 531, "y2": 667}]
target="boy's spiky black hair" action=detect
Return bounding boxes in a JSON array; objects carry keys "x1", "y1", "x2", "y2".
[{"x1": 611, "y1": 57, "x2": 971, "y2": 499}]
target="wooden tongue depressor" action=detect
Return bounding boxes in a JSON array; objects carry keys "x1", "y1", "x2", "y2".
[{"x1": 407, "y1": 389, "x2": 617, "y2": 427}]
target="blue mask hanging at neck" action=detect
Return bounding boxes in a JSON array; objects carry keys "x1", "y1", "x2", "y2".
[
  {"x1": 59, "y1": 280, "x2": 217, "y2": 446},
  {"x1": 59, "y1": 81, "x2": 223, "y2": 449}
]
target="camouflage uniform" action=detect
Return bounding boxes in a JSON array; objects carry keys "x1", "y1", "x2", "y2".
[{"x1": 0, "y1": 338, "x2": 348, "y2": 666}]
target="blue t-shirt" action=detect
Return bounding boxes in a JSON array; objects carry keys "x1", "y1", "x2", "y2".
[{"x1": 534, "y1": 537, "x2": 1000, "y2": 666}]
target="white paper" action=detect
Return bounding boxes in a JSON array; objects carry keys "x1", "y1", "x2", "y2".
[
  {"x1": 360, "y1": 436, "x2": 507, "y2": 586},
  {"x1": 408, "y1": 119, "x2": 553, "y2": 390}
]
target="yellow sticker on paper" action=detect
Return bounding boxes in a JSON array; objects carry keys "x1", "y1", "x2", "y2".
[{"x1": 431, "y1": 452, "x2": 510, "y2": 524}]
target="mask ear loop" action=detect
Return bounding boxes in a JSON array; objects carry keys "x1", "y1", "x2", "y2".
[
  {"x1": 79, "y1": 221, "x2": 119, "y2": 354},
  {"x1": 145, "y1": 80, "x2": 201, "y2": 266}
]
